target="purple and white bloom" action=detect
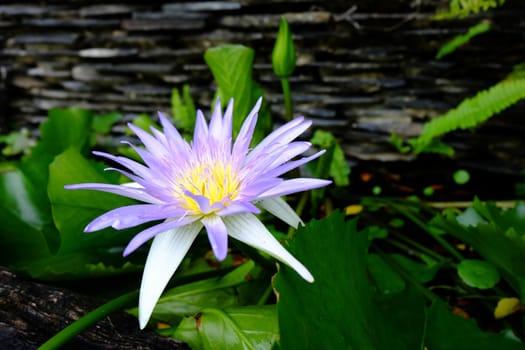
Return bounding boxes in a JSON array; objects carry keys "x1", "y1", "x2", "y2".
[{"x1": 66, "y1": 97, "x2": 330, "y2": 328}]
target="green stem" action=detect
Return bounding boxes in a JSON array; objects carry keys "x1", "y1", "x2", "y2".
[
  {"x1": 257, "y1": 284, "x2": 274, "y2": 306},
  {"x1": 392, "y1": 203, "x2": 464, "y2": 262},
  {"x1": 388, "y1": 236, "x2": 444, "y2": 264},
  {"x1": 39, "y1": 290, "x2": 139, "y2": 350},
  {"x1": 280, "y1": 77, "x2": 293, "y2": 121}
]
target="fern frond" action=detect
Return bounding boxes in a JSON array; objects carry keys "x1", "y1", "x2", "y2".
[
  {"x1": 436, "y1": 21, "x2": 491, "y2": 60},
  {"x1": 411, "y1": 78, "x2": 525, "y2": 154},
  {"x1": 435, "y1": 0, "x2": 505, "y2": 19}
]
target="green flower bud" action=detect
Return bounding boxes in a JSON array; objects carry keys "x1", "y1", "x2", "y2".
[{"x1": 272, "y1": 17, "x2": 296, "y2": 78}]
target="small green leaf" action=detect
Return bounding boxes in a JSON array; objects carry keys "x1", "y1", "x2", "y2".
[
  {"x1": 389, "y1": 133, "x2": 411, "y2": 154},
  {"x1": 204, "y1": 45, "x2": 272, "y2": 142},
  {"x1": 173, "y1": 306, "x2": 278, "y2": 350},
  {"x1": 363, "y1": 225, "x2": 389, "y2": 241},
  {"x1": 456, "y1": 207, "x2": 487, "y2": 227},
  {"x1": 457, "y1": 259, "x2": 500, "y2": 289},
  {"x1": 171, "y1": 84, "x2": 196, "y2": 132},
  {"x1": 454, "y1": 169, "x2": 470, "y2": 185},
  {"x1": 310, "y1": 130, "x2": 350, "y2": 186},
  {"x1": 0, "y1": 128, "x2": 35, "y2": 156},
  {"x1": 205, "y1": 45, "x2": 254, "y2": 133}
]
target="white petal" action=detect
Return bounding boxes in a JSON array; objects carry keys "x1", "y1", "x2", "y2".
[
  {"x1": 223, "y1": 213, "x2": 314, "y2": 282},
  {"x1": 138, "y1": 221, "x2": 202, "y2": 329},
  {"x1": 259, "y1": 197, "x2": 303, "y2": 228}
]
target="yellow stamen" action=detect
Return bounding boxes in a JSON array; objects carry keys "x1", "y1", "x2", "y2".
[{"x1": 175, "y1": 161, "x2": 240, "y2": 213}]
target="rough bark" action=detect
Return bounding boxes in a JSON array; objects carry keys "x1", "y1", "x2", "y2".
[{"x1": 0, "y1": 267, "x2": 189, "y2": 350}]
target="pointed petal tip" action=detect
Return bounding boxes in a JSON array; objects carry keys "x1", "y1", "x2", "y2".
[
  {"x1": 302, "y1": 269, "x2": 315, "y2": 283},
  {"x1": 139, "y1": 318, "x2": 147, "y2": 329},
  {"x1": 254, "y1": 96, "x2": 263, "y2": 110}
]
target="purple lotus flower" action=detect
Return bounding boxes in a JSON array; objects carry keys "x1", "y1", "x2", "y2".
[{"x1": 66, "y1": 97, "x2": 330, "y2": 328}]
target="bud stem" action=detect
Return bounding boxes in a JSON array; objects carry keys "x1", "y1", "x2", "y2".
[{"x1": 280, "y1": 77, "x2": 293, "y2": 121}]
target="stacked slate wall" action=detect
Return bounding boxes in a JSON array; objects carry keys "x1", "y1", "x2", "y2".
[{"x1": 1, "y1": 0, "x2": 524, "y2": 168}]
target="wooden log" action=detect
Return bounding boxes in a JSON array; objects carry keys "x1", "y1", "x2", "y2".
[{"x1": 0, "y1": 267, "x2": 189, "y2": 349}]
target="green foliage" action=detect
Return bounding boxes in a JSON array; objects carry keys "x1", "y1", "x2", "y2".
[
  {"x1": 204, "y1": 45, "x2": 272, "y2": 143},
  {"x1": 174, "y1": 306, "x2": 278, "y2": 350},
  {"x1": 436, "y1": 20, "x2": 491, "y2": 59},
  {"x1": 91, "y1": 112, "x2": 121, "y2": 135},
  {"x1": 454, "y1": 169, "x2": 471, "y2": 184},
  {"x1": 435, "y1": 0, "x2": 505, "y2": 19},
  {"x1": 457, "y1": 259, "x2": 500, "y2": 289},
  {"x1": 171, "y1": 84, "x2": 196, "y2": 133},
  {"x1": 0, "y1": 108, "x2": 146, "y2": 279},
  {"x1": 147, "y1": 261, "x2": 257, "y2": 325},
  {"x1": 432, "y1": 199, "x2": 525, "y2": 294},
  {"x1": 274, "y1": 212, "x2": 425, "y2": 350},
  {"x1": 273, "y1": 211, "x2": 524, "y2": 349},
  {"x1": 0, "y1": 128, "x2": 35, "y2": 157},
  {"x1": 396, "y1": 78, "x2": 525, "y2": 155},
  {"x1": 425, "y1": 300, "x2": 523, "y2": 350},
  {"x1": 310, "y1": 129, "x2": 350, "y2": 186}
]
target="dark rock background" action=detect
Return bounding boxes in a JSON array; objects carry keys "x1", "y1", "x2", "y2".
[{"x1": 1, "y1": 0, "x2": 524, "y2": 198}]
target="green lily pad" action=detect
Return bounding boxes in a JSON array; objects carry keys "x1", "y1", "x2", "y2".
[{"x1": 457, "y1": 259, "x2": 500, "y2": 289}]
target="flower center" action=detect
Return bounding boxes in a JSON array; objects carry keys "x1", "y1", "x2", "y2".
[{"x1": 176, "y1": 161, "x2": 240, "y2": 214}]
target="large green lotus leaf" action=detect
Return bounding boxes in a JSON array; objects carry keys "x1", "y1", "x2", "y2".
[
  {"x1": 367, "y1": 253, "x2": 406, "y2": 295},
  {"x1": 21, "y1": 108, "x2": 94, "y2": 190},
  {"x1": 0, "y1": 168, "x2": 55, "y2": 264},
  {"x1": 48, "y1": 147, "x2": 139, "y2": 254},
  {"x1": 274, "y1": 212, "x2": 424, "y2": 350},
  {"x1": 377, "y1": 284, "x2": 426, "y2": 349},
  {"x1": 39, "y1": 108, "x2": 94, "y2": 156},
  {"x1": 173, "y1": 305, "x2": 278, "y2": 350},
  {"x1": 425, "y1": 300, "x2": 524, "y2": 349}
]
